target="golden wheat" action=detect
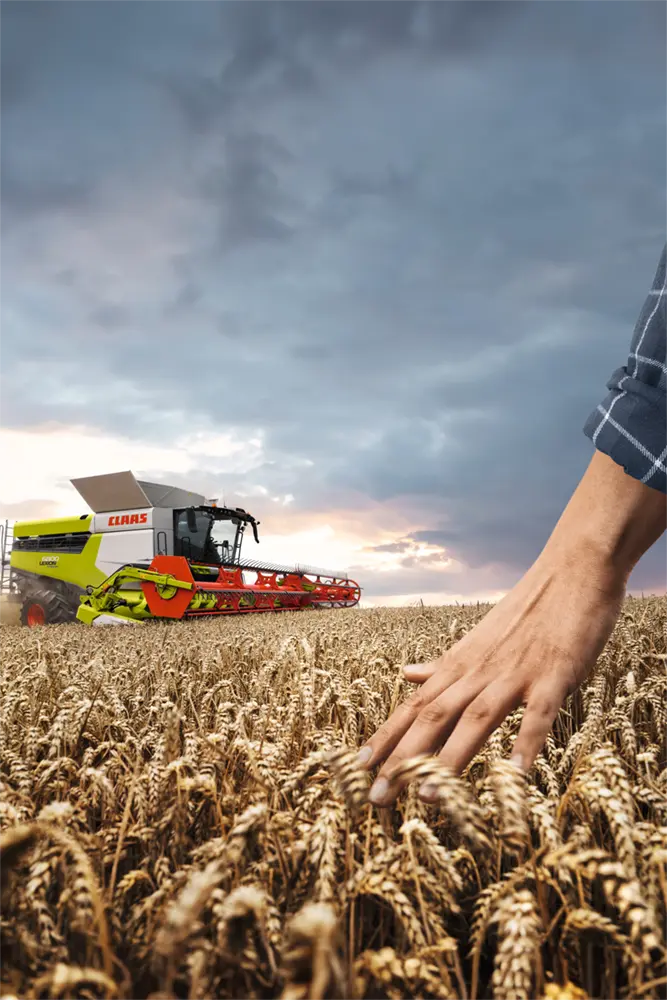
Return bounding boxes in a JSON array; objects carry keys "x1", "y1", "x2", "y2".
[{"x1": 0, "y1": 596, "x2": 665, "y2": 998}]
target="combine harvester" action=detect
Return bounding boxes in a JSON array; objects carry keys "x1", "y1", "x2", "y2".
[{"x1": 8, "y1": 471, "x2": 361, "y2": 626}]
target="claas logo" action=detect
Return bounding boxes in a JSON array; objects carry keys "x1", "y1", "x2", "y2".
[{"x1": 107, "y1": 512, "x2": 149, "y2": 527}]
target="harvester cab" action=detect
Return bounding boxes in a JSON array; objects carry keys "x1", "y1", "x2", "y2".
[
  {"x1": 174, "y1": 504, "x2": 260, "y2": 568},
  {"x1": 9, "y1": 471, "x2": 360, "y2": 626}
]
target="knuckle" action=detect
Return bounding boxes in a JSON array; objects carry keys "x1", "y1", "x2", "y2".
[
  {"x1": 417, "y1": 700, "x2": 446, "y2": 727},
  {"x1": 462, "y1": 696, "x2": 493, "y2": 725},
  {"x1": 405, "y1": 689, "x2": 427, "y2": 714},
  {"x1": 528, "y1": 687, "x2": 564, "y2": 720},
  {"x1": 536, "y1": 699, "x2": 557, "y2": 718},
  {"x1": 531, "y1": 698, "x2": 560, "y2": 722}
]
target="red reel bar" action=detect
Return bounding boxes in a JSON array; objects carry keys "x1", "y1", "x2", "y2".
[{"x1": 142, "y1": 556, "x2": 360, "y2": 619}]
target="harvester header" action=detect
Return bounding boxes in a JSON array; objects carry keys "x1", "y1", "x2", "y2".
[{"x1": 8, "y1": 471, "x2": 361, "y2": 626}]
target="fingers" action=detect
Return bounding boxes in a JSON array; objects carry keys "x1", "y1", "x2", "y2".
[
  {"x1": 434, "y1": 678, "x2": 521, "y2": 779},
  {"x1": 403, "y1": 661, "x2": 438, "y2": 684},
  {"x1": 368, "y1": 676, "x2": 485, "y2": 806},
  {"x1": 357, "y1": 657, "x2": 461, "y2": 770},
  {"x1": 506, "y1": 680, "x2": 564, "y2": 772},
  {"x1": 355, "y1": 692, "x2": 426, "y2": 769}
]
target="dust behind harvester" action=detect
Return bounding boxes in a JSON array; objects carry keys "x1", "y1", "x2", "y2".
[{"x1": 8, "y1": 471, "x2": 361, "y2": 626}]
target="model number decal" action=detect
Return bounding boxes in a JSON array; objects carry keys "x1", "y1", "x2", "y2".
[
  {"x1": 107, "y1": 513, "x2": 149, "y2": 527},
  {"x1": 39, "y1": 556, "x2": 59, "y2": 566}
]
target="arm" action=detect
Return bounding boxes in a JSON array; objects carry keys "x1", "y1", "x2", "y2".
[
  {"x1": 359, "y1": 247, "x2": 667, "y2": 807},
  {"x1": 545, "y1": 448, "x2": 666, "y2": 578}
]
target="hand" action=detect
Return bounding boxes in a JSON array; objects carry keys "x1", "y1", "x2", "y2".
[{"x1": 358, "y1": 547, "x2": 625, "y2": 807}]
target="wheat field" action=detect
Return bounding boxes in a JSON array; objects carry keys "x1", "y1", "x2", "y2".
[{"x1": 1, "y1": 597, "x2": 665, "y2": 1000}]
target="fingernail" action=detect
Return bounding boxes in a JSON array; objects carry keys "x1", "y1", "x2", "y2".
[
  {"x1": 369, "y1": 777, "x2": 390, "y2": 805},
  {"x1": 356, "y1": 746, "x2": 372, "y2": 766},
  {"x1": 403, "y1": 664, "x2": 420, "y2": 677},
  {"x1": 509, "y1": 753, "x2": 525, "y2": 771},
  {"x1": 419, "y1": 782, "x2": 439, "y2": 802}
]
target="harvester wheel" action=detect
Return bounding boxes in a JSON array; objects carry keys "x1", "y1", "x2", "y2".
[{"x1": 20, "y1": 587, "x2": 78, "y2": 627}]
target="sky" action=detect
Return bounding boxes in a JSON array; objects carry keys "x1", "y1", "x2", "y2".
[{"x1": 1, "y1": 1, "x2": 666, "y2": 605}]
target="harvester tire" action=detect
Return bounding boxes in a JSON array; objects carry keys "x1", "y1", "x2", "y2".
[{"x1": 20, "y1": 587, "x2": 78, "y2": 627}]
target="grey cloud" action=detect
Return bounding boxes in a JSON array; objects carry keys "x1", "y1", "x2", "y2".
[
  {"x1": 162, "y1": 76, "x2": 232, "y2": 136},
  {"x1": 316, "y1": 308, "x2": 661, "y2": 576},
  {"x1": 332, "y1": 166, "x2": 418, "y2": 204},
  {"x1": 365, "y1": 541, "x2": 412, "y2": 555},
  {"x1": 168, "y1": 281, "x2": 202, "y2": 314},
  {"x1": 218, "y1": 1, "x2": 527, "y2": 80},
  {"x1": 400, "y1": 552, "x2": 451, "y2": 570},
  {"x1": 163, "y1": 1, "x2": 524, "y2": 134},
  {"x1": 1, "y1": 56, "x2": 30, "y2": 113},
  {"x1": 0, "y1": 170, "x2": 91, "y2": 228},
  {"x1": 290, "y1": 344, "x2": 331, "y2": 362},
  {"x1": 200, "y1": 131, "x2": 296, "y2": 246},
  {"x1": 90, "y1": 304, "x2": 127, "y2": 331},
  {"x1": 626, "y1": 544, "x2": 667, "y2": 595},
  {"x1": 55, "y1": 269, "x2": 78, "y2": 288}
]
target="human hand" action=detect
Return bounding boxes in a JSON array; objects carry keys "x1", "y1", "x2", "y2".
[{"x1": 357, "y1": 548, "x2": 626, "y2": 807}]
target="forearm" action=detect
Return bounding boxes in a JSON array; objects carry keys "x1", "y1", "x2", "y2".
[{"x1": 543, "y1": 450, "x2": 667, "y2": 581}]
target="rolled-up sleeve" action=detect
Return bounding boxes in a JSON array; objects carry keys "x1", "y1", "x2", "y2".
[{"x1": 583, "y1": 242, "x2": 667, "y2": 494}]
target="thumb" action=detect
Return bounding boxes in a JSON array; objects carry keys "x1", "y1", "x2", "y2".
[{"x1": 403, "y1": 661, "x2": 438, "y2": 684}]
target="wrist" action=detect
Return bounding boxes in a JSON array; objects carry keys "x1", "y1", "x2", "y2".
[
  {"x1": 540, "y1": 452, "x2": 666, "y2": 584},
  {"x1": 539, "y1": 531, "x2": 630, "y2": 593}
]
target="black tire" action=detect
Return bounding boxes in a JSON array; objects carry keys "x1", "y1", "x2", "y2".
[{"x1": 20, "y1": 586, "x2": 78, "y2": 627}]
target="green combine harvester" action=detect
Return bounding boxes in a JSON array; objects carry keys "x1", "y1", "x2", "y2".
[{"x1": 6, "y1": 471, "x2": 361, "y2": 626}]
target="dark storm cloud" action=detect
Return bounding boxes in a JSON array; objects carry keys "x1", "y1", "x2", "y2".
[
  {"x1": 325, "y1": 314, "x2": 647, "y2": 573},
  {"x1": 200, "y1": 131, "x2": 296, "y2": 245},
  {"x1": 1, "y1": 1, "x2": 665, "y2": 598},
  {"x1": 226, "y1": 0, "x2": 521, "y2": 74},
  {"x1": 164, "y1": 1, "x2": 523, "y2": 133}
]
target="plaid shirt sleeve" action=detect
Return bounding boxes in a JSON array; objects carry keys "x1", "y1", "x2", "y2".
[{"x1": 583, "y1": 242, "x2": 667, "y2": 494}]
